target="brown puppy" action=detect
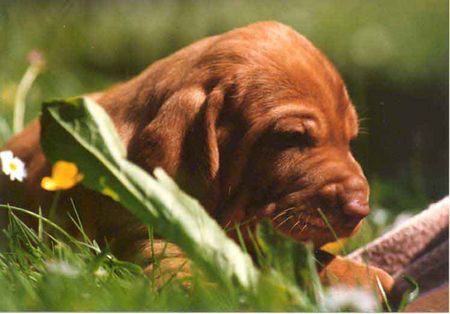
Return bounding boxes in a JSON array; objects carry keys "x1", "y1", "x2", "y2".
[{"x1": 0, "y1": 22, "x2": 369, "y2": 261}]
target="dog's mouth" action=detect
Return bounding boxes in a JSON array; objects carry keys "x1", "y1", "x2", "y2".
[
  {"x1": 263, "y1": 201, "x2": 363, "y2": 247},
  {"x1": 224, "y1": 183, "x2": 367, "y2": 248}
]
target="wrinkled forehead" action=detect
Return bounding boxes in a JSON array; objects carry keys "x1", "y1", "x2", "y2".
[
  {"x1": 247, "y1": 35, "x2": 349, "y2": 102},
  {"x1": 215, "y1": 25, "x2": 359, "y2": 136},
  {"x1": 238, "y1": 79, "x2": 359, "y2": 142}
]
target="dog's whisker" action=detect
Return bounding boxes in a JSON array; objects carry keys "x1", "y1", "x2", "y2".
[
  {"x1": 289, "y1": 219, "x2": 301, "y2": 232},
  {"x1": 236, "y1": 215, "x2": 258, "y2": 228},
  {"x1": 276, "y1": 217, "x2": 288, "y2": 228},
  {"x1": 299, "y1": 215, "x2": 310, "y2": 234},
  {"x1": 282, "y1": 206, "x2": 296, "y2": 213},
  {"x1": 273, "y1": 211, "x2": 287, "y2": 221},
  {"x1": 298, "y1": 221, "x2": 308, "y2": 235},
  {"x1": 273, "y1": 207, "x2": 295, "y2": 220},
  {"x1": 276, "y1": 214, "x2": 293, "y2": 228}
]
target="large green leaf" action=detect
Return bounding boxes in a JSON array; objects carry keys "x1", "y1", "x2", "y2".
[{"x1": 40, "y1": 97, "x2": 258, "y2": 288}]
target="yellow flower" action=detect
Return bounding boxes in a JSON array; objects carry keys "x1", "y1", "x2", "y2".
[
  {"x1": 320, "y1": 238, "x2": 348, "y2": 255},
  {"x1": 321, "y1": 221, "x2": 364, "y2": 255},
  {"x1": 41, "y1": 161, "x2": 83, "y2": 191}
]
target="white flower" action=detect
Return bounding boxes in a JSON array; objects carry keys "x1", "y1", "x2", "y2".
[
  {"x1": 0, "y1": 151, "x2": 13, "y2": 168},
  {"x1": 45, "y1": 260, "x2": 80, "y2": 278},
  {"x1": 0, "y1": 150, "x2": 26, "y2": 182},
  {"x1": 371, "y1": 207, "x2": 389, "y2": 226},
  {"x1": 321, "y1": 285, "x2": 379, "y2": 312}
]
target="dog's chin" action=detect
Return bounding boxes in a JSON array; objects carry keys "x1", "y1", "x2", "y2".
[
  {"x1": 276, "y1": 219, "x2": 363, "y2": 248},
  {"x1": 266, "y1": 202, "x2": 365, "y2": 248}
]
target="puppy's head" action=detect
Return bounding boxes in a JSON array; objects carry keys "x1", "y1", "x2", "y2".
[
  {"x1": 124, "y1": 22, "x2": 369, "y2": 248},
  {"x1": 207, "y1": 23, "x2": 369, "y2": 247}
]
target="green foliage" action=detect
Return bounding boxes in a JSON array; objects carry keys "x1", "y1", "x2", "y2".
[
  {"x1": 0, "y1": 208, "x2": 229, "y2": 311},
  {"x1": 0, "y1": 204, "x2": 328, "y2": 311},
  {"x1": 370, "y1": 177, "x2": 428, "y2": 213},
  {"x1": 255, "y1": 220, "x2": 323, "y2": 310},
  {"x1": 397, "y1": 276, "x2": 420, "y2": 312},
  {"x1": 40, "y1": 97, "x2": 258, "y2": 289},
  {"x1": 0, "y1": 117, "x2": 11, "y2": 146}
]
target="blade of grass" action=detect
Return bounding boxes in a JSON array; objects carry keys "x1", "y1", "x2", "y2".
[
  {"x1": 147, "y1": 225, "x2": 157, "y2": 290},
  {"x1": 66, "y1": 198, "x2": 98, "y2": 250},
  {"x1": 0, "y1": 116, "x2": 12, "y2": 145},
  {"x1": 316, "y1": 208, "x2": 347, "y2": 255},
  {"x1": 0, "y1": 204, "x2": 98, "y2": 252},
  {"x1": 158, "y1": 259, "x2": 189, "y2": 292},
  {"x1": 13, "y1": 55, "x2": 44, "y2": 134},
  {"x1": 246, "y1": 225, "x2": 266, "y2": 268},
  {"x1": 37, "y1": 207, "x2": 44, "y2": 241},
  {"x1": 396, "y1": 275, "x2": 419, "y2": 311},
  {"x1": 47, "y1": 191, "x2": 61, "y2": 224},
  {"x1": 376, "y1": 275, "x2": 392, "y2": 312},
  {"x1": 234, "y1": 224, "x2": 248, "y2": 255}
]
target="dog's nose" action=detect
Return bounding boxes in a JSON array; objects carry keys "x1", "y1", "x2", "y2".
[
  {"x1": 340, "y1": 176, "x2": 370, "y2": 219},
  {"x1": 320, "y1": 175, "x2": 370, "y2": 221}
]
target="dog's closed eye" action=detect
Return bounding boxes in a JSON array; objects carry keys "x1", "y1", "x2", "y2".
[
  {"x1": 263, "y1": 129, "x2": 316, "y2": 151},
  {"x1": 270, "y1": 118, "x2": 318, "y2": 148}
]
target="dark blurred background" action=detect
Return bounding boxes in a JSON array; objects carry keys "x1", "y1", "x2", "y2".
[{"x1": 0, "y1": 0, "x2": 448, "y2": 215}]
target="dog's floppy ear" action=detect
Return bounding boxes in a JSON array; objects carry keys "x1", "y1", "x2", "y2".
[
  {"x1": 127, "y1": 86, "x2": 222, "y2": 214},
  {"x1": 181, "y1": 88, "x2": 223, "y2": 213}
]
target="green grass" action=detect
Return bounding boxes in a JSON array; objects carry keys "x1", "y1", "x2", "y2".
[
  {"x1": 0, "y1": 201, "x2": 399, "y2": 311},
  {"x1": 0, "y1": 208, "x2": 232, "y2": 311},
  {"x1": 0, "y1": 206, "x2": 321, "y2": 311}
]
